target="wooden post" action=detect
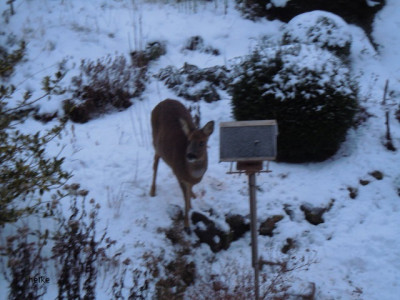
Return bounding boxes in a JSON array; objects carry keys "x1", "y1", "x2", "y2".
[
  {"x1": 248, "y1": 171, "x2": 260, "y2": 300},
  {"x1": 237, "y1": 161, "x2": 262, "y2": 300}
]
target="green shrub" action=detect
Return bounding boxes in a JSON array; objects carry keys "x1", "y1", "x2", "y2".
[
  {"x1": 0, "y1": 41, "x2": 25, "y2": 79},
  {"x1": 65, "y1": 55, "x2": 136, "y2": 123},
  {"x1": 282, "y1": 11, "x2": 352, "y2": 60},
  {"x1": 0, "y1": 122, "x2": 70, "y2": 225},
  {"x1": 52, "y1": 188, "x2": 117, "y2": 300},
  {"x1": 229, "y1": 44, "x2": 358, "y2": 162},
  {"x1": 0, "y1": 53, "x2": 70, "y2": 225},
  {"x1": 1, "y1": 226, "x2": 49, "y2": 300},
  {"x1": 130, "y1": 40, "x2": 167, "y2": 68},
  {"x1": 156, "y1": 63, "x2": 230, "y2": 102},
  {"x1": 65, "y1": 42, "x2": 166, "y2": 123},
  {"x1": 1, "y1": 187, "x2": 119, "y2": 300}
]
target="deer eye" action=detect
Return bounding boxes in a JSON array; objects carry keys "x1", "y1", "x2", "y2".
[{"x1": 199, "y1": 141, "x2": 205, "y2": 147}]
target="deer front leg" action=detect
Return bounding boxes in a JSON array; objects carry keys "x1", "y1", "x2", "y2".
[
  {"x1": 150, "y1": 154, "x2": 160, "y2": 197},
  {"x1": 180, "y1": 181, "x2": 192, "y2": 233}
]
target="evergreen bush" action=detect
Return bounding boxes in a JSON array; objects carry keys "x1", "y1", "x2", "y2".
[
  {"x1": 229, "y1": 44, "x2": 358, "y2": 162},
  {"x1": 282, "y1": 11, "x2": 352, "y2": 60},
  {"x1": 156, "y1": 63, "x2": 230, "y2": 102},
  {"x1": 0, "y1": 47, "x2": 70, "y2": 226}
]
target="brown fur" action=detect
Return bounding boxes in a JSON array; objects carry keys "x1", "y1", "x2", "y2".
[{"x1": 150, "y1": 99, "x2": 214, "y2": 231}]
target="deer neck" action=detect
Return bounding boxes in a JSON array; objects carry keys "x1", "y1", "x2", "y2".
[{"x1": 187, "y1": 157, "x2": 207, "y2": 179}]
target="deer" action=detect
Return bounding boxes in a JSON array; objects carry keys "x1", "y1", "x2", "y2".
[{"x1": 150, "y1": 99, "x2": 214, "y2": 232}]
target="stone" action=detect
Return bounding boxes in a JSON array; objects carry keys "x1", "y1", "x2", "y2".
[
  {"x1": 225, "y1": 214, "x2": 250, "y2": 241},
  {"x1": 259, "y1": 215, "x2": 284, "y2": 236},
  {"x1": 191, "y1": 212, "x2": 230, "y2": 253}
]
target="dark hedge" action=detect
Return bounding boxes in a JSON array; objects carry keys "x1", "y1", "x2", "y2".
[
  {"x1": 235, "y1": 0, "x2": 385, "y2": 37},
  {"x1": 229, "y1": 45, "x2": 359, "y2": 162}
]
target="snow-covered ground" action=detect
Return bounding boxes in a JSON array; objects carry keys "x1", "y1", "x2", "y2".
[{"x1": 1, "y1": 0, "x2": 400, "y2": 299}]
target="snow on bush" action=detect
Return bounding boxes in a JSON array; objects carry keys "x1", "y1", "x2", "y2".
[
  {"x1": 229, "y1": 44, "x2": 359, "y2": 162},
  {"x1": 64, "y1": 55, "x2": 137, "y2": 123},
  {"x1": 64, "y1": 42, "x2": 166, "y2": 123},
  {"x1": 282, "y1": 11, "x2": 352, "y2": 59},
  {"x1": 156, "y1": 63, "x2": 230, "y2": 102}
]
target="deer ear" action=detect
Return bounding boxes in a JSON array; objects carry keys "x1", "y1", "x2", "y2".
[
  {"x1": 202, "y1": 121, "x2": 214, "y2": 137},
  {"x1": 179, "y1": 118, "x2": 191, "y2": 137}
]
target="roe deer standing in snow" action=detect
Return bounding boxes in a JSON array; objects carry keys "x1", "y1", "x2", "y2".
[{"x1": 150, "y1": 99, "x2": 214, "y2": 232}]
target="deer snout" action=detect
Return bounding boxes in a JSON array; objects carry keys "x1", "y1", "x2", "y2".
[{"x1": 186, "y1": 153, "x2": 198, "y2": 161}]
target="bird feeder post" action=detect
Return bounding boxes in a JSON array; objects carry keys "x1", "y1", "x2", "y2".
[
  {"x1": 220, "y1": 121, "x2": 278, "y2": 300},
  {"x1": 249, "y1": 170, "x2": 260, "y2": 300}
]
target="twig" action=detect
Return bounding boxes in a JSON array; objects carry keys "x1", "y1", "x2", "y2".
[{"x1": 382, "y1": 79, "x2": 396, "y2": 151}]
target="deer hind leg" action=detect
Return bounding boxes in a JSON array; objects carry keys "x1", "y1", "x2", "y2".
[{"x1": 150, "y1": 154, "x2": 160, "y2": 197}]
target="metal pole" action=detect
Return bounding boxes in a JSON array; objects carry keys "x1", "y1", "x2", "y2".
[{"x1": 248, "y1": 172, "x2": 260, "y2": 300}]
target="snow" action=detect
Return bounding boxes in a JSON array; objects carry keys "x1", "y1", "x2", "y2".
[
  {"x1": 1, "y1": 0, "x2": 400, "y2": 299},
  {"x1": 253, "y1": 44, "x2": 355, "y2": 100},
  {"x1": 284, "y1": 10, "x2": 352, "y2": 50},
  {"x1": 366, "y1": 0, "x2": 383, "y2": 8},
  {"x1": 270, "y1": 0, "x2": 290, "y2": 8}
]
